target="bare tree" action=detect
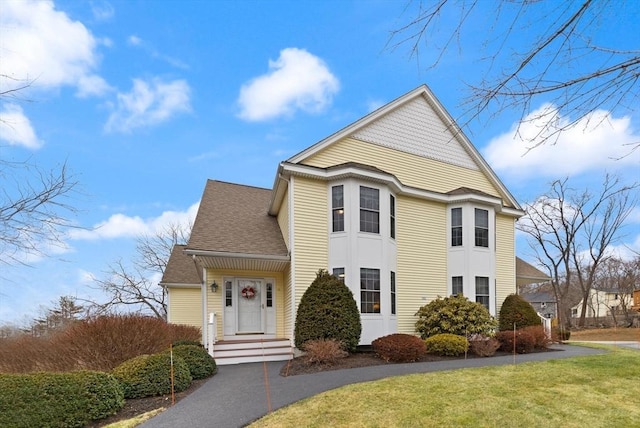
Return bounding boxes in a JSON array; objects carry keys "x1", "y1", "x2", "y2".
[
  {"x1": 388, "y1": 1, "x2": 640, "y2": 151},
  {"x1": 517, "y1": 175, "x2": 638, "y2": 328},
  {"x1": 0, "y1": 159, "x2": 78, "y2": 266},
  {"x1": 87, "y1": 222, "x2": 191, "y2": 320}
]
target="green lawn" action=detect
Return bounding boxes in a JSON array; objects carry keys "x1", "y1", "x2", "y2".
[{"x1": 251, "y1": 348, "x2": 640, "y2": 428}]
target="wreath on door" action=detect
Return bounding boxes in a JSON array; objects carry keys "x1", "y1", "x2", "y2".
[{"x1": 241, "y1": 286, "x2": 256, "y2": 299}]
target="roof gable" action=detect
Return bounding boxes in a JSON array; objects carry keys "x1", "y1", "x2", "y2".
[
  {"x1": 160, "y1": 244, "x2": 201, "y2": 285},
  {"x1": 286, "y1": 85, "x2": 521, "y2": 210}
]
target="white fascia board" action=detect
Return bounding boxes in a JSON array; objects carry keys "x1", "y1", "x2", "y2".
[
  {"x1": 184, "y1": 249, "x2": 290, "y2": 261},
  {"x1": 161, "y1": 283, "x2": 201, "y2": 289}
]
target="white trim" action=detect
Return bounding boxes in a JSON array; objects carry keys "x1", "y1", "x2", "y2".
[
  {"x1": 288, "y1": 175, "x2": 296, "y2": 341},
  {"x1": 185, "y1": 249, "x2": 290, "y2": 262},
  {"x1": 201, "y1": 267, "x2": 207, "y2": 346},
  {"x1": 275, "y1": 162, "x2": 523, "y2": 218},
  {"x1": 162, "y1": 283, "x2": 201, "y2": 289}
]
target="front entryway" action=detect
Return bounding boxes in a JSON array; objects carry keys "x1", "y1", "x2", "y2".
[
  {"x1": 237, "y1": 279, "x2": 263, "y2": 333},
  {"x1": 223, "y1": 277, "x2": 276, "y2": 338}
]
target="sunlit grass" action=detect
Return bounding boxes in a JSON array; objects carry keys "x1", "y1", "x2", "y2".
[
  {"x1": 251, "y1": 349, "x2": 640, "y2": 427},
  {"x1": 103, "y1": 408, "x2": 165, "y2": 428}
]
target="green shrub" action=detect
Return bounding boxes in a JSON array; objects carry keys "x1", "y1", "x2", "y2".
[
  {"x1": 112, "y1": 353, "x2": 192, "y2": 399},
  {"x1": 169, "y1": 345, "x2": 217, "y2": 379},
  {"x1": 415, "y1": 294, "x2": 498, "y2": 339},
  {"x1": 172, "y1": 340, "x2": 203, "y2": 348},
  {"x1": 0, "y1": 371, "x2": 124, "y2": 428},
  {"x1": 469, "y1": 336, "x2": 501, "y2": 357},
  {"x1": 424, "y1": 334, "x2": 469, "y2": 356},
  {"x1": 294, "y1": 269, "x2": 362, "y2": 352},
  {"x1": 495, "y1": 329, "x2": 536, "y2": 354},
  {"x1": 372, "y1": 333, "x2": 427, "y2": 362},
  {"x1": 498, "y1": 294, "x2": 542, "y2": 331},
  {"x1": 304, "y1": 339, "x2": 348, "y2": 364}
]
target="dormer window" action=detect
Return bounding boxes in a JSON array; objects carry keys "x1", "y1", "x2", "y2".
[{"x1": 360, "y1": 186, "x2": 379, "y2": 233}]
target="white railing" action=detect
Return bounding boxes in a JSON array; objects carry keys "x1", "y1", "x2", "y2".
[
  {"x1": 207, "y1": 312, "x2": 217, "y2": 356},
  {"x1": 538, "y1": 313, "x2": 551, "y2": 339}
]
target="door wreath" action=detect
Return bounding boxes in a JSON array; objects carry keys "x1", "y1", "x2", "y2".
[{"x1": 241, "y1": 286, "x2": 256, "y2": 299}]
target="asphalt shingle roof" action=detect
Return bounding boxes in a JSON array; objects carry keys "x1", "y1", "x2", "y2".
[
  {"x1": 160, "y1": 244, "x2": 201, "y2": 285},
  {"x1": 186, "y1": 180, "x2": 288, "y2": 257}
]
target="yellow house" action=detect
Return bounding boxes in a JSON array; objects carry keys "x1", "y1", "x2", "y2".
[{"x1": 161, "y1": 85, "x2": 527, "y2": 364}]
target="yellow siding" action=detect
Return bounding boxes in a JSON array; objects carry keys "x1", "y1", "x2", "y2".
[
  {"x1": 277, "y1": 187, "x2": 290, "y2": 250},
  {"x1": 304, "y1": 137, "x2": 501, "y2": 198},
  {"x1": 283, "y1": 267, "x2": 293, "y2": 338},
  {"x1": 396, "y1": 195, "x2": 447, "y2": 334},
  {"x1": 292, "y1": 176, "x2": 328, "y2": 307},
  {"x1": 205, "y1": 269, "x2": 286, "y2": 338},
  {"x1": 168, "y1": 288, "x2": 202, "y2": 329},
  {"x1": 495, "y1": 214, "x2": 517, "y2": 312}
]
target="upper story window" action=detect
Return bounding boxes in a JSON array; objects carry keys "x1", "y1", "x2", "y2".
[
  {"x1": 474, "y1": 208, "x2": 489, "y2": 247},
  {"x1": 332, "y1": 185, "x2": 344, "y2": 232},
  {"x1": 451, "y1": 207, "x2": 462, "y2": 246},
  {"x1": 390, "y1": 194, "x2": 396, "y2": 239},
  {"x1": 360, "y1": 268, "x2": 380, "y2": 313},
  {"x1": 360, "y1": 186, "x2": 379, "y2": 233},
  {"x1": 452, "y1": 276, "x2": 463, "y2": 296}
]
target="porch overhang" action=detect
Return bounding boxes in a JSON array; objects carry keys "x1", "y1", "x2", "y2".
[{"x1": 185, "y1": 249, "x2": 290, "y2": 272}]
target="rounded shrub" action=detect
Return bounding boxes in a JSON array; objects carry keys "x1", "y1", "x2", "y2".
[
  {"x1": 169, "y1": 345, "x2": 217, "y2": 379},
  {"x1": 498, "y1": 294, "x2": 542, "y2": 331},
  {"x1": 414, "y1": 294, "x2": 498, "y2": 339},
  {"x1": 0, "y1": 371, "x2": 124, "y2": 428},
  {"x1": 468, "y1": 335, "x2": 501, "y2": 357},
  {"x1": 112, "y1": 353, "x2": 192, "y2": 399},
  {"x1": 372, "y1": 333, "x2": 427, "y2": 362},
  {"x1": 304, "y1": 339, "x2": 348, "y2": 364},
  {"x1": 424, "y1": 333, "x2": 469, "y2": 356},
  {"x1": 294, "y1": 269, "x2": 362, "y2": 352}
]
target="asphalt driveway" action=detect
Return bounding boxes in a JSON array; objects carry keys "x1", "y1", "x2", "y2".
[{"x1": 140, "y1": 344, "x2": 607, "y2": 428}]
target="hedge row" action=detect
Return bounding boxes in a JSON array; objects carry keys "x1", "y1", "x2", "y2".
[{"x1": 0, "y1": 371, "x2": 124, "y2": 428}]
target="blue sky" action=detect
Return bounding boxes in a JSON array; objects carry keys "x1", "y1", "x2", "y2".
[{"x1": 1, "y1": 0, "x2": 638, "y2": 325}]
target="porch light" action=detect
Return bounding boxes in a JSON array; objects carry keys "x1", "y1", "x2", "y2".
[{"x1": 210, "y1": 281, "x2": 218, "y2": 293}]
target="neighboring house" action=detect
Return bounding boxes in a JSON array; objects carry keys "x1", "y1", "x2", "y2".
[
  {"x1": 515, "y1": 257, "x2": 555, "y2": 319},
  {"x1": 571, "y1": 289, "x2": 624, "y2": 320},
  {"x1": 161, "y1": 85, "x2": 534, "y2": 364},
  {"x1": 520, "y1": 291, "x2": 557, "y2": 320}
]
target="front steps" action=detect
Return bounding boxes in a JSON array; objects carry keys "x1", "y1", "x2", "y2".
[{"x1": 212, "y1": 338, "x2": 293, "y2": 365}]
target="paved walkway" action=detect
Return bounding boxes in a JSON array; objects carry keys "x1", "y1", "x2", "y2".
[{"x1": 140, "y1": 345, "x2": 606, "y2": 428}]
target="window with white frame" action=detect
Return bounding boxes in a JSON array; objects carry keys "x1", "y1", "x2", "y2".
[
  {"x1": 390, "y1": 194, "x2": 396, "y2": 239},
  {"x1": 360, "y1": 268, "x2": 380, "y2": 313},
  {"x1": 359, "y1": 186, "x2": 379, "y2": 233},
  {"x1": 332, "y1": 267, "x2": 345, "y2": 283},
  {"x1": 451, "y1": 207, "x2": 462, "y2": 246},
  {"x1": 452, "y1": 276, "x2": 463, "y2": 296},
  {"x1": 266, "y1": 283, "x2": 273, "y2": 307},
  {"x1": 332, "y1": 185, "x2": 344, "y2": 232},
  {"x1": 474, "y1": 208, "x2": 489, "y2": 247},
  {"x1": 390, "y1": 271, "x2": 396, "y2": 315},
  {"x1": 225, "y1": 281, "x2": 233, "y2": 307},
  {"x1": 475, "y1": 276, "x2": 490, "y2": 309}
]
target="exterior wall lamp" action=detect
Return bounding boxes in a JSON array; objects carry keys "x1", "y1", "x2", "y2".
[{"x1": 210, "y1": 281, "x2": 218, "y2": 293}]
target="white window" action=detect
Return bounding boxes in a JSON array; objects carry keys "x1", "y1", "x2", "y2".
[
  {"x1": 360, "y1": 268, "x2": 380, "y2": 313},
  {"x1": 474, "y1": 208, "x2": 489, "y2": 247},
  {"x1": 332, "y1": 185, "x2": 344, "y2": 232},
  {"x1": 360, "y1": 186, "x2": 379, "y2": 233},
  {"x1": 451, "y1": 207, "x2": 462, "y2": 246},
  {"x1": 390, "y1": 271, "x2": 396, "y2": 315},
  {"x1": 452, "y1": 276, "x2": 463, "y2": 296},
  {"x1": 475, "y1": 276, "x2": 490, "y2": 309},
  {"x1": 390, "y1": 194, "x2": 396, "y2": 239},
  {"x1": 332, "y1": 267, "x2": 345, "y2": 283}
]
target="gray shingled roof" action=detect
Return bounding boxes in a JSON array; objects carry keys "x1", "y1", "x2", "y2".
[
  {"x1": 516, "y1": 257, "x2": 551, "y2": 283},
  {"x1": 160, "y1": 244, "x2": 201, "y2": 285},
  {"x1": 186, "y1": 180, "x2": 288, "y2": 256}
]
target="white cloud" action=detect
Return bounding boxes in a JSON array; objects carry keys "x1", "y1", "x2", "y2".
[
  {"x1": 484, "y1": 104, "x2": 640, "y2": 179},
  {"x1": 0, "y1": 103, "x2": 42, "y2": 149},
  {"x1": 71, "y1": 202, "x2": 199, "y2": 240},
  {"x1": 237, "y1": 48, "x2": 340, "y2": 121},
  {"x1": 91, "y1": 1, "x2": 115, "y2": 21},
  {"x1": 104, "y1": 78, "x2": 191, "y2": 133},
  {"x1": 0, "y1": 0, "x2": 107, "y2": 97}
]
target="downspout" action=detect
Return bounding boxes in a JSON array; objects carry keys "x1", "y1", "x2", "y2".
[{"x1": 286, "y1": 174, "x2": 296, "y2": 344}]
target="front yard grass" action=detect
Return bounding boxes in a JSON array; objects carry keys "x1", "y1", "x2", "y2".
[
  {"x1": 570, "y1": 326, "x2": 640, "y2": 342},
  {"x1": 251, "y1": 348, "x2": 640, "y2": 428}
]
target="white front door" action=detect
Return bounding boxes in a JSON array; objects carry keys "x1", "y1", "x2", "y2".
[{"x1": 236, "y1": 279, "x2": 264, "y2": 333}]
